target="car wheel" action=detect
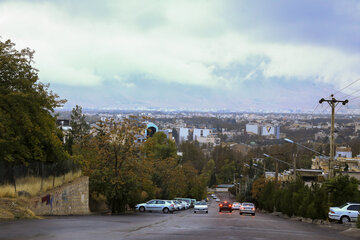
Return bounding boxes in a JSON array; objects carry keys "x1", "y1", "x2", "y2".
[
  {"x1": 194, "y1": 211, "x2": 196, "y2": 213},
  {"x1": 252, "y1": 213, "x2": 255, "y2": 216},
  {"x1": 240, "y1": 212, "x2": 242, "y2": 215},
  {"x1": 139, "y1": 206, "x2": 145, "y2": 212},
  {"x1": 219, "y1": 209, "x2": 221, "y2": 212},
  {"x1": 163, "y1": 207, "x2": 169, "y2": 214},
  {"x1": 230, "y1": 210, "x2": 232, "y2": 213},
  {"x1": 340, "y1": 216, "x2": 350, "y2": 224},
  {"x1": 206, "y1": 211, "x2": 208, "y2": 214}
]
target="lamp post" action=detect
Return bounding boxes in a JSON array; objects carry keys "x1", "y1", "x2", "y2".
[{"x1": 284, "y1": 138, "x2": 331, "y2": 178}]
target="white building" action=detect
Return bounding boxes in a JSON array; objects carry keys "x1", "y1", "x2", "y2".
[
  {"x1": 246, "y1": 124, "x2": 259, "y2": 135},
  {"x1": 261, "y1": 125, "x2": 280, "y2": 139},
  {"x1": 193, "y1": 128, "x2": 212, "y2": 140},
  {"x1": 179, "y1": 128, "x2": 192, "y2": 143}
]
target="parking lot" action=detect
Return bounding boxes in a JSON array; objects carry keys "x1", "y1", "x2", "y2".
[{"x1": 0, "y1": 196, "x2": 358, "y2": 240}]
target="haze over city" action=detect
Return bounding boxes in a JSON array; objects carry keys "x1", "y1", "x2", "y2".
[{"x1": 1, "y1": 0, "x2": 359, "y2": 112}]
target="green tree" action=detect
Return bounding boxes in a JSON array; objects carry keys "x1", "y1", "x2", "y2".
[
  {"x1": 144, "y1": 132, "x2": 187, "y2": 199},
  {"x1": 66, "y1": 105, "x2": 90, "y2": 154},
  {"x1": 0, "y1": 39, "x2": 67, "y2": 167}
]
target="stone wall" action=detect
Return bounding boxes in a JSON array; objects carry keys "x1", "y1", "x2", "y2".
[{"x1": 30, "y1": 176, "x2": 90, "y2": 215}]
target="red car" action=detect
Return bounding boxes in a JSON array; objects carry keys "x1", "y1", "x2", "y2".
[{"x1": 219, "y1": 201, "x2": 232, "y2": 212}]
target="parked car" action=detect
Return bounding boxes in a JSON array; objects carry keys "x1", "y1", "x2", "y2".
[
  {"x1": 219, "y1": 201, "x2": 232, "y2": 212},
  {"x1": 179, "y1": 200, "x2": 190, "y2": 209},
  {"x1": 166, "y1": 200, "x2": 181, "y2": 211},
  {"x1": 232, "y1": 202, "x2": 241, "y2": 210},
  {"x1": 194, "y1": 201, "x2": 208, "y2": 214},
  {"x1": 135, "y1": 199, "x2": 175, "y2": 213},
  {"x1": 173, "y1": 200, "x2": 185, "y2": 210},
  {"x1": 174, "y1": 198, "x2": 193, "y2": 208},
  {"x1": 215, "y1": 198, "x2": 220, "y2": 202},
  {"x1": 240, "y1": 202, "x2": 256, "y2": 216},
  {"x1": 329, "y1": 202, "x2": 360, "y2": 223}
]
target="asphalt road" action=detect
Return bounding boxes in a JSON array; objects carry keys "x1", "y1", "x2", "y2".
[{"x1": 0, "y1": 196, "x2": 357, "y2": 240}]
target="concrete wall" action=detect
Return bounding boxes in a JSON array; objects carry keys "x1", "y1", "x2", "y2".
[{"x1": 30, "y1": 176, "x2": 90, "y2": 215}]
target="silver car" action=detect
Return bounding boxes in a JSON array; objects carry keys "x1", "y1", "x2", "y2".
[
  {"x1": 232, "y1": 202, "x2": 241, "y2": 210},
  {"x1": 135, "y1": 199, "x2": 175, "y2": 213},
  {"x1": 240, "y1": 202, "x2": 256, "y2": 216},
  {"x1": 194, "y1": 201, "x2": 208, "y2": 214}
]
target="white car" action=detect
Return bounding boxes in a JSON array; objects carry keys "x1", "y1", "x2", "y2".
[
  {"x1": 179, "y1": 200, "x2": 190, "y2": 209},
  {"x1": 135, "y1": 199, "x2": 175, "y2": 213},
  {"x1": 232, "y1": 202, "x2": 241, "y2": 210},
  {"x1": 166, "y1": 200, "x2": 181, "y2": 211},
  {"x1": 194, "y1": 201, "x2": 208, "y2": 213},
  {"x1": 329, "y1": 202, "x2": 360, "y2": 223},
  {"x1": 215, "y1": 198, "x2": 220, "y2": 202}
]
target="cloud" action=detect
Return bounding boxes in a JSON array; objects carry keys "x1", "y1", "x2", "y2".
[{"x1": 0, "y1": 0, "x2": 359, "y2": 110}]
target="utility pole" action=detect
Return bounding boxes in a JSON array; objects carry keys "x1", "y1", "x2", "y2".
[
  {"x1": 293, "y1": 153, "x2": 297, "y2": 178},
  {"x1": 275, "y1": 160, "x2": 278, "y2": 186},
  {"x1": 319, "y1": 95, "x2": 348, "y2": 178}
]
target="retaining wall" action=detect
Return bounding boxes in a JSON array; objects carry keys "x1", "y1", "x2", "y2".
[{"x1": 30, "y1": 176, "x2": 90, "y2": 215}]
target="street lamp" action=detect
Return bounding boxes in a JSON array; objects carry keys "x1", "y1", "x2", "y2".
[
  {"x1": 284, "y1": 138, "x2": 328, "y2": 158},
  {"x1": 284, "y1": 138, "x2": 331, "y2": 178}
]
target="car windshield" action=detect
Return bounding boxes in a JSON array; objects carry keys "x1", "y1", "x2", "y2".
[
  {"x1": 196, "y1": 202, "x2": 207, "y2": 205},
  {"x1": 242, "y1": 203, "x2": 254, "y2": 207}
]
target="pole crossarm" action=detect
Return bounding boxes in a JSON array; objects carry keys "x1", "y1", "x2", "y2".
[{"x1": 319, "y1": 94, "x2": 349, "y2": 178}]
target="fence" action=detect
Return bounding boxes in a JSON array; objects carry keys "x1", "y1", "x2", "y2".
[{"x1": 0, "y1": 159, "x2": 80, "y2": 196}]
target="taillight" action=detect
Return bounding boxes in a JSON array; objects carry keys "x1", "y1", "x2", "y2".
[
  {"x1": 330, "y1": 210, "x2": 335, "y2": 214},
  {"x1": 252, "y1": 208, "x2": 255, "y2": 211},
  {"x1": 220, "y1": 204, "x2": 223, "y2": 207},
  {"x1": 229, "y1": 204, "x2": 232, "y2": 207},
  {"x1": 240, "y1": 207, "x2": 244, "y2": 210}
]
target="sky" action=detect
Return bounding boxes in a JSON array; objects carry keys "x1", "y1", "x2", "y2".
[{"x1": 1, "y1": 0, "x2": 360, "y2": 113}]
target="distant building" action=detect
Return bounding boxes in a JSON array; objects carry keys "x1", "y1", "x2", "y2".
[
  {"x1": 179, "y1": 128, "x2": 192, "y2": 143},
  {"x1": 261, "y1": 125, "x2": 280, "y2": 139},
  {"x1": 335, "y1": 146, "x2": 352, "y2": 159},
  {"x1": 193, "y1": 128, "x2": 212, "y2": 140},
  {"x1": 312, "y1": 146, "x2": 360, "y2": 175},
  {"x1": 246, "y1": 124, "x2": 259, "y2": 135},
  {"x1": 246, "y1": 123, "x2": 280, "y2": 139},
  {"x1": 196, "y1": 136, "x2": 220, "y2": 146}
]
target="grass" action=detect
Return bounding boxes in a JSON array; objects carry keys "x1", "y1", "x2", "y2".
[{"x1": 0, "y1": 170, "x2": 82, "y2": 198}]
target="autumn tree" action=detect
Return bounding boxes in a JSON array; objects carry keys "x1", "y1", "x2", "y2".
[
  {"x1": 0, "y1": 39, "x2": 67, "y2": 169},
  {"x1": 79, "y1": 117, "x2": 154, "y2": 213}
]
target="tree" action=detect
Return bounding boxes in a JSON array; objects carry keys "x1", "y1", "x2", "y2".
[
  {"x1": 79, "y1": 117, "x2": 153, "y2": 214},
  {"x1": 66, "y1": 105, "x2": 90, "y2": 154},
  {"x1": 144, "y1": 132, "x2": 187, "y2": 199},
  {"x1": 70, "y1": 105, "x2": 89, "y2": 143},
  {"x1": 0, "y1": 39, "x2": 67, "y2": 168}
]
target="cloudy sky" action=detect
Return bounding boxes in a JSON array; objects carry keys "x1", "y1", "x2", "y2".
[{"x1": 1, "y1": 0, "x2": 360, "y2": 112}]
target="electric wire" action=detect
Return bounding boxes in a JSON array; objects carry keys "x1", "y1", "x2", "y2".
[{"x1": 333, "y1": 78, "x2": 360, "y2": 96}]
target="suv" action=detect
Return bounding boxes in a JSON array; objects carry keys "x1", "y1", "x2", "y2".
[
  {"x1": 135, "y1": 199, "x2": 175, "y2": 213},
  {"x1": 329, "y1": 202, "x2": 360, "y2": 223},
  {"x1": 219, "y1": 201, "x2": 232, "y2": 212}
]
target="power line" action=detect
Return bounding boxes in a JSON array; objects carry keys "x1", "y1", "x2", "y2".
[{"x1": 333, "y1": 78, "x2": 360, "y2": 96}]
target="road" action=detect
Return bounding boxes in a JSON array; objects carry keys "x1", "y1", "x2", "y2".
[{"x1": 0, "y1": 196, "x2": 357, "y2": 240}]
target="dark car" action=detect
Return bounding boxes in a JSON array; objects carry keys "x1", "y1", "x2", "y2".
[{"x1": 219, "y1": 201, "x2": 232, "y2": 212}]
